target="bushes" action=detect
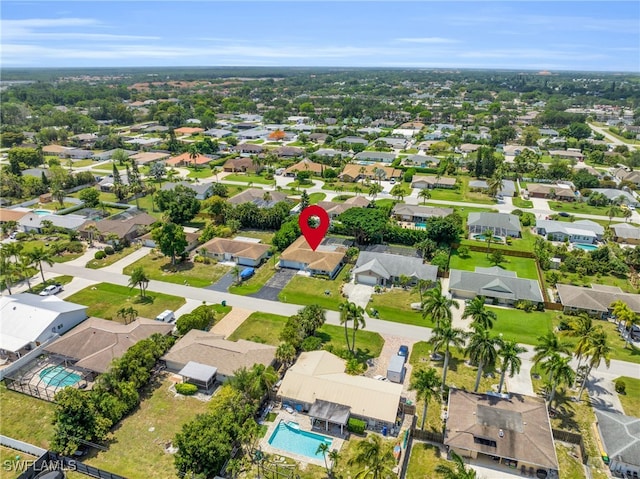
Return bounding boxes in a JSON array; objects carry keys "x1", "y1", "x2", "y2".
[
  {"x1": 347, "y1": 418, "x2": 366, "y2": 434},
  {"x1": 615, "y1": 379, "x2": 626, "y2": 394},
  {"x1": 94, "y1": 250, "x2": 107, "y2": 260},
  {"x1": 104, "y1": 245, "x2": 115, "y2": 255},
  {"x1": 300, "y1": 336, "x2": 323, "y2": 352},
  {"x1": 66, "y1": 241, "x2": 84, "y2": 253},
  {"x1": 176, "y1": 383, "x2": 199, "y2": 396}
]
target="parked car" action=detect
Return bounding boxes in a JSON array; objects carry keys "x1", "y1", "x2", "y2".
[
  {"x1": 558, "y1": 212, "x2": 571, "y2": 217},
  {"x1": 39, "y1": 284, "x2": 63, "y2": 296},
  {"x1": 398, "y1": 345, "x2": 409, "y2": 357}
]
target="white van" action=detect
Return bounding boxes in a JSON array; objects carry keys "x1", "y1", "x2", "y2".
[{"x1": 155, "y1": 310, "x2": 175, "y2": 323}]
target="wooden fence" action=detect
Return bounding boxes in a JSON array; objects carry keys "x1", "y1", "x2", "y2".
[
  {"x1": 411, "y1": 429, "x2": 445, "y2": 444},
  {"x1": 552, "y1": 428, "x2": 588, "y2": 465}
]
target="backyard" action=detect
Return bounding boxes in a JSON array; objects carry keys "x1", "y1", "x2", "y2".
[
  {"x1": 123, "y1": 252, "x2": 231, "y2": 287},
  {"x1": 368, "y1": 289, "x2": 426, "y2": 326},
  {"x1": 0, "y1": 382, "x2": 55, "y2": 449},
  {"x1": 615, "y1": 376, "x2": 640, "y2": 416},
  {"x1": 224, "y1": 173, "x2": 274, "y2": 185},
  {"x1": 278, "y1": 266, "x2": 351, "y2": 310},
  {"x1": 405, "y1": 442, "x2": 450, "y2": 479},
  {"x1": 449, "y1": 249, "x2": 540, "y2": 280},
  {"x1": 549, "y1": 270, "x2": 638, "y2": 293},
  {"x1": 488, "y1": 307, "x2": 556, "y2": 346},
  {"x1": 65, "y1": 282, "x2": 185, "y2": 321}
]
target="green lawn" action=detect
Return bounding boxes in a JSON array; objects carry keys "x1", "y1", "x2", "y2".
[
  {"x1": 369, "y1": 289, "x2": 428, "y2": 327},
  {"x1": 0, "y1": 382, "x2": 55, "y2": 449},
  {"x1": 127, "y1": 194, "x2": 163, "y2": 219},
  {"x1": 615, "y1": 376, "x2": 640, "y2": 417},
  {"x1": 29, "y1": 275, "x2": 73, "y2": 294},
  {"x1": 93, "y1": 162, "x2": 126, "y2": 171},
  {"x1": 321, "y1": 181, "x2": 369, "y2": 193},
  {"x1": 84, "y1": 376, "x2": 210, "y2": 479},
  {"x1": 449, "y1": 249, "x2": 539, "y2": 280},
  {"x1": 36, "y1": 201, "x2": 77, "y2": 211},
  {"x1": 235, "y1": 230, "x2": 275, "y2": 243},
  {"x1": 186, "y1": 168, "x2": 214, "y2": 179},
  {"x1": 224, "y1": 173, "x2": 274, "y2": 185},
  {"x1": 512, "y1": 197, "x2": 534, "y2": 209},
  {"x1": 228, "y1": 257, "x2": 279, "y2": 295},
  {"x1": 556, "y1": 443, "x2": 587, "y2": 479},
  {"x1": 86, "y1": 245, "x2": 140, "y2": 269},
  {"x1": 550, "y1": 271, "x2": 637, "y2": 293},
  {"x1": 549, "y1": 201, "x2": 623, "y2": 218},
  {"x1": 278, "y1": 266, "x2": 351, "y2": 311},
  {"x1": 228, "y1": 311, "x2": 384, "y2": 361},
  {"x1": 1, "y1": 445, "x2": 37, "y2": 478},
  {"x1": 65, "y1": 282, "x2": 185, "y2": 321},
  {"x1": 19, "y1": 238, "x2": 86, "y2": 263},
  {"x1": 308, "y1": 192, "x2": 326, "y2": 203},
  {"x1": 406, "y1": 443, "x2": 450, "y2": 479},
  {"x1": 123, "y1": 252, "x2": 231, "y2": 288},
  {"x1": 488, "y1": 307, "x2": 556, "y2": 345}
]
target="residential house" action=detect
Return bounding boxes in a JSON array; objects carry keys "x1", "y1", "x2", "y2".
[
  {"x1": 203, "y1": 128, "x2": 233, "y2": 138},
  {"x1": 314, "y1": 148, "x2": 347, "y2": 158},
  {"x1": 200, "y1": 237, "x2": 271, "y2": 267},
  {"x1": 549, "y1": 149, "x2": 585, "y2": 162},
  {"x1": 223, "y1": 156, "x2": 262, "y2": 173},
  {"x1": 539, "y1": 128, "x2": 559, "y2": 137},
  {"x1": 535, "y1": 219, "x2": 603, "y2": 243},
  {"x1": 125, "y1": 137, "x2": 163, "y2": 148},
  {"x1": 279, "y1": 236, "x2": 346, "y2": 278},
  {"x1": 19, "y1": 213, "x2": 87, "y2": 233},
  {"x1": 127, "y1": 151, "x2": 170, "y2": 165},
  {"x1": 22, "y1": 168, "x2": 51, "y2": 179},
  {"x1": 589, "y1": 188, "x2": 639, "y2": 207},
  {"x1": 237, "y1": 128, "x2": 270, "y2": 140},
  {"x1": 0, "y1": 294, "x2": 87, "y2": 360},
  {"x1": 162, "y1": 330, "x2": 276, "y2": 384},
  {"x1": 403, "y1": 155, "x2": 440, "y2": 168},
  {"x1": 354, "y1": 151, "x2": 396, "y2": 163},
  {"x1": 526, "y1": 183, "x2": 576, "y2": 201},
  {"x1": 69, "y1": 133, "x2": 98, "y2": 147},
  {"x1": 595, "y1": 410, "x2": 640, "y2": 477},
  {"x1": 309, "y1": 133, "x2": 329, "y2": 143},
  {"x1": 98, "y1": 174, "x2": 129, "y2": 192},
  {"x1": 227, "y1": 188, "x2": 289, "y2": 208},
  {"x1": 42, "y1": 145, "x2": 73, "y2": 156},
  {"x1": 44, "y1": 317, "x2": 173, "y2": 374},
  {"x1": 230, "y1": 143, "x2": 264, "y2": 155},
  {"x1": 339, "y1": 136, "x2": 369, "y2": 146},
  {"x1": 174, "y1": 127, "x2": 204, "y2": 136},
  {"x1": 353, "y1": 251, "x2": 438, "y2": 287},
  {"x1": 377, "y1": 137, "x2": 407, "y2": 149},
  {"x1": 165, "y1": 152, "x2": 214, "y2": 168},
  {"x1": 339, "y1": 164, "x2": 402, "y2": 182},
  {"x1": 459, "y1": 143, "x2": 481, "y2": 154},
  {"x1": 468, "y1": 179, "x2": 516, "y2": 197},
  {"x1": 611, "y1": 223, "x2": 640, "y2": 245},
  {"x1": 0, "y1": 208, "x2": 29, "y2": 225},
  {"x1": 140, "y1": 230, "x2": 200, "y2": 251},
  {"x1": 392, "y1": 204, "x2": 453, "y2": 223},
  {"x1": 60, "y1": 148, "x2": 94, "y2": 159},
  {"x1": 411, "y1": 176, "x2": 456, "y2": 189},
  {"x1": 449, "y1": 267, "x2": 543, "y2": 305},
  {"x1": 467, "y1": 212, "x2": 522, "y2": 238},
  {"x1": 277, "y1": 350, "x2": 403, "y2": 433},
  {"x1": 316, "y1": 196, "x2": 370, "y2": 219},
  {"x1": 80, "y1": 212, "x2": 157, "y2": 242},
  {"x1": 160, "y1": 181, "x2": 213, "y2": 201},
  {"x1": 445, "y1": 389, "x2": 558, "y2": 476},
  {"x1": 556, "y1": 283, "x2": 640, "y2": 319},
  {"x1": 284, "y1": 159, "x2": 324, "y2": 177},
  {"x1": 91, "y1": 149, "x2": 136, "y2": 162},
  {"x1": 273, "y1": 146, "x2": 304, "y2": 158}
]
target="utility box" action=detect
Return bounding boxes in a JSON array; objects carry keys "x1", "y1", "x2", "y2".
[{"x1": 386, "y1": 355, "x2": 406, "y2": 384}]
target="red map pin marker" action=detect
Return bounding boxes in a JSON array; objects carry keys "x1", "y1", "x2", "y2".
[{"x1": 298, "y1": 205, "x2": 330, "y2": 251}]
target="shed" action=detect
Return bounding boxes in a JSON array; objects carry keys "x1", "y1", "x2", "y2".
[
  {"x1": 179, "y1": 361, "x2": 217, "y2": 390},
  {"x1": 386, "y1": 355, "x2": 406, "y2": 383}
]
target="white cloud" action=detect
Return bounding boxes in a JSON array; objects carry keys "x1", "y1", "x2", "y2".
[{"x1": 395, "y1": 37, "x2": 459, "y2": 44}]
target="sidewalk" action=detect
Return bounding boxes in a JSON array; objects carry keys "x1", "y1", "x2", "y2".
[{"x1": 210, "y1": 307, "x2": 252, "y2": 338}]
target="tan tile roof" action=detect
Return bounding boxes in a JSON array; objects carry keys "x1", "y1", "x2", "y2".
[
  {"x1": 316, "y1": 196, "x2": 370, "y2": 217},
  {"x1": 411, "y1": 175, "x2": 457, "y2": 187},
  {"x1": 165, "y1": 152, "x2": 212, "y2": 166},
  {"x1": 129, "y1": 151, "x2": 170, "y2": 164},
  {"x1": 0, "y1": 208, "x2": 29, "y2": 222},
  {"x1": 280, "y1": 236, "x2": 346, "y2": 273},
  {"x1": 285, "y1": 159, "x2": 323, "y2": 175},
  {"x1": 339, "y1": 163, "x2": 402, "y2": 181},
  {"x1": 81, "y1": 212, "x2": 157, "y2": 238},
  {"x1": 200, "y1": 237, "x2": 270, "y2": 260},
  {"x1": 174, "y1": 127, "x2": 204, "y2": 135},
  {"x1": 445, "y1": 389, "x2": 558, "y2": 470}
]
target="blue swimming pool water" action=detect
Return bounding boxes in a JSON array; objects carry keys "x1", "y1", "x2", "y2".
[
  {"x1": 268, "y1": 421, "x2": 333, "y2": 459},
  {"x1": 574, "y1": 243, "x2": 598, "y2": 251},
  {"x1": 415, "y1": 222, "x2": 426, "y2": 229},
  {"x1": 473, "y1": 234, "x2": 502, "y2": 242},
  {"x1": 33, "y1": 210, "x2": 53, "y2": 217},
  {"x1": 39, "y1": 366, "x2": 81, "y2": 388}
]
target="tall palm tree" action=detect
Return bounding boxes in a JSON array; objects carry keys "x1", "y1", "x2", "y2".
[
  {"x1": 418, "y1": 189, "x2": 431, "y2": 205},
  {"x1": 607, "y1": 205, "x2": 620, "y2": 225},
  {"x1": 497, "y1": 340, "x2": 527, "y2": 393},
  {"x1": 231, "y1": 265, "x2": 241, "y2": 284},
  {"x1": 564, "y1": 314, "x2": 597, "y2": 383},
  {"x1": 533, "y1": 332, "x2": 571, "y2": 382},
  {"x1": 339, "y1": 301, "x2": 354, "y2": 352},
  {"x1": 466, "y1": 326, "x2": 500, "y2": 392},
  {"x1": 275, "y1": 342, "x2": 297, "y2": 368},
  {"x1": 576, "y1": 329, "x2": 611, "y2": 400},
  {"x1": 17, "y1": 254, "x2": 34, "y2": 291},
  {"x1": 622, "y1": 207, "x2": 633, "y2": 222},
  {"x1": 368, "y1": 183, "x2": 383, "y2": 199},
  {"x1": 412, "y1": 279, "x2": 433, "y2": 303},
  {"x1": 435, "y1": 451, "x2": 477, "y2": 479},
  {"x1": 410, "y1": 367, "x2": 441, "y2": 430},
  {"x1": 541, "y1": 353, "x2": 574, "y2": 407},
  {"x1": 0, "y1": 253, "x2": 17, "y2": 295},
  {"x1": 351, "y1": 303, "x2": 366, "y2": 355},
  {"x1": 421, "y1": 281, "x2": 459, "y2": 329},
  {"x1": 316, "y1": 442, "x2": 330, "y2": 476},
  {"x1": 328, "y1": 449, "x2": 340, "y2": 476},
  {"x1": 348, "y1": 434, "x2": 395, "y2": 479},
  {"x1": 128, "y1": 266, "x2": 150, "y2": 298},
  {"x1": 461, "y1": 296, "x2": 496, "y2": 330},
  {"x1": 430, "y1": 324, "x2": 467, "y2": 389},
  {"x1": 28, "y1": 246, "x2": 54, "y2": 283}
]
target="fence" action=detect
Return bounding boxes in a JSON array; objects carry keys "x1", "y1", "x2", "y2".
[
  {"x1": 0, "y1": 435, "x2": 46, "y2": 457},
  {"x1": 14, "y1": 451, "x2": 128, "y2": 479},
  {"x1": 0, "y1": 337, "x2": 58, "y2": 381},
  {"x1": 552, "y1": 428, "x2": 588, "y2": 465},
  {"x1": 410, "y1": 429, "x2": 445, "y2": 444},
  {"x1": 462, "y1": 242, "x2": 536, "y2": 258}
]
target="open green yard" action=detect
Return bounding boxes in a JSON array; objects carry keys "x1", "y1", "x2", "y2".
[
  {"x1": 369, "y1": 289, "x2": 428, "y2": 327},
  {"x1": 35, "y1": 201, "x2": 77, "y2": 211},
  {"x1": 450, "y1": 249, "x2": 539, "y2": 280},
  {"x1": 93, "y1": 162, "x2": 126, "y2": 171},
  {"x1": 488, "y1": 307, "x2": 556, "y2": 345},
  {"x1": 228, "y1": 256, "x2": 279, "y2": 295},
  {"x1": 615, "y1": 376, "x2": 640, "y2": 417},
  {"x1": 0, "y1": 382, "x2": 55, "y2": 449},
  {"x1": 84, "y1": 376, "x2": 210, "y2": 479},
  {"x1": 65, "y1": 282, "x2": 185, "y2": 321},
  {"x1": 19, "y1": 238, "x2": 86, "y2": 263},
  {"x1": 86, "y1": 245, "x2": 140, "y2": 269},
  {"x1": 321, "y1": 181, "x2": 369, "y2": 193},
  {"x1": 550, "y1": 271, "x2": 637, "y2": 293},
  {"x1": 512, "y1": 197, "x2": 534, "y2": 208},
  {"x1": 123, "y1": 252, "x2": 231, "y2": 288},
  {"x1": 556, "y1": 443, "x2": 587, "y2": 479},
  {"x1": 186, "y1": 168, "x2": 214, "y2": 179},
  {"x1": 235, "y1": 229, "x2": 275, "y2": 243},
  {"x1": 549, "y1": 201, "x2": 623, "y2": 218},
  {"x1": 278, "y1": 266, "x2": 351, "y2": 311},
  {"x1": 406, "y1": 442, "x2": 450, "y2": 479},
  {"x1": 224, "y1": 173, "x2": 274, "y2": 185},
  {"x1": 308, "y1": 192, "x2": 326, "y2": 203},
  {"x1": 1, "y1": 446, "x2": 37, "y2": 479},
  {"x1": 228, "y1": 311, "x2": 384, "y2": 361},
  {"x1": 127, "y1": 194, "x2": 163, "y2": 219}
]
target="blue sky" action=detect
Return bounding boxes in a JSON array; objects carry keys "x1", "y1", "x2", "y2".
[{"x1": 2, "y1": 1, "x2": 638, "y2": 71}]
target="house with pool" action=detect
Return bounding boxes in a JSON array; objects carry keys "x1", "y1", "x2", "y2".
[
  {"x1": 467, "y1": 212, "x2": 522, "y2": 239},
  {"x1": 535, "y1": 219, "x2": 603, "y2": 244},
  {"x1": 277, "y1": 351, "x2": 404, "y2": 434}
]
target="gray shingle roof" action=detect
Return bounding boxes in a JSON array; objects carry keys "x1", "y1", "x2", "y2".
[
  {"x1": 392, "y1": 204, "x2": 453, "y2": 218},
  {"x1": 612, "y1": 223, "x2": 640, "y2": 240},
  {"x1": 449, "y1": 267, "x2": 543, "y2": 302},
  {"x1": 467, "y1": 213, "x2": 521, "y2": 233},
  {"x1": 595, "y1": 410, "x2": 640, "y2": 467},
  {"x1": 556, "y1": 283, "x2": 640, "y2": 313},
  {"x1": 536, "y1": 219, "x2": 603, "y2": 238},
  {"x1": 353, "y1": 251, "x2": 437, "y2": 282}
]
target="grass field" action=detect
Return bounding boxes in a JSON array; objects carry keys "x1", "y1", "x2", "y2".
[
  {"x1": 123, "y1": 252, "x2": 231, "y2": 287},
  {"x1": 551, "y1": 271, "x2": 637, "y2": 293},
  {"x1": 556, "y1": 443, "x2": 587, "y2": 479},
  {"x1": 488, "y1": 307, "x2": 556, "y2": 345},
  {"x1": 368, "y1": 289, "x2": 428, "y2": 327},
  {"x1": 228, "y1": 311, "x2": 385, "y2": 361},
  {"x1": 0, "y1": 382, "x2": 55, "y2": 449},
  {"x1": 549, "y1": 201, "x2": 623, "y2": 218},
  {"x1": 449, "y1": 249, "x2": 539, "y2": 280},
  {"x1": 186, "y1": 168, "x2": 214, "y2": 179},
  {"x1": 308, "y1": 192, "x2": 326, "y2": 203},
  {"x1": 224, "y1": 173, "x2": 274, "y2": 185},
  {"x1": 228, "y1": 257, "x2": 279, "y2": 295},
  {"x1": 0, "y1": 446, "x2": 37, "y2": 479},
  {"x1": 86, "y1": 245, "x2": 140, "y2": 269},
  {"x1": 406, "y1": 442, "x2": 450, "y2": 479},
  {"x1": 235, "y1": 230, "x2": 275, "y2": 243},
  {"x1": 84, "y1": 376, "x2": 210, "y2": 479},
  {"x1": 65, "y1": 282, "x2": 185, "y2": 321},
  {"x1": 127, "y1": 194, "x2": 163, "y2": 219},
  {"x1": 19, "y1": 239, "x2": 86, "y2": 264},
  {"x1": 512, "y1": 197, "x2": 534, "y2": 208},
  {"x1": 278, "y1": 266, "x2": 351, "y2": 311},
  {"x1": 615, "y1": 376, "x2": 640, "y2": 417}
]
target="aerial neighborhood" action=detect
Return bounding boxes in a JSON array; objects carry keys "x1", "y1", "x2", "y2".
[{"x1": 1, "y1": 67, "x2": 640, "y2": 479}]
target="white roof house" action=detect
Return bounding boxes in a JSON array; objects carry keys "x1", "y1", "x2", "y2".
[
  {"x1": 0, "y1": 294, "x2": 87, "y2": 356},
  {"x1": 278, "y1": 351, "x2": 403, "y2": 426},
  {"x1": 535, "y1": 219, "x2": 604, "y2": 244}
]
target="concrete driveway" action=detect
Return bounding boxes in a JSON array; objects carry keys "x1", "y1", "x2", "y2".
[
  {"x1": 207, "y1": 272, "x2": 235, "y2": 292},
  {"x1": 250, "y1": 268, "x2": 297, "y2": 301},
  {"x1": 344, "y1": 283, "x2": 374, "y2": 309}
]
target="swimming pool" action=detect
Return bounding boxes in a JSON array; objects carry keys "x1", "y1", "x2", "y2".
[
  {"x1": 574, "y1": 243, "x2": 598, "y2": 251},
  {"x1": 415, "y1": 222, "x2": 426, "y2": 229},
  {"x1": 473, "y1": 234, "x2": 502, "y2": 242},
  {"x1": 33, "y1": 209, "x2": 53, "y2": 217},
  {"x1": 39, "y1": 366, "x2": 81, "y2": 388},
  {"x1": 268, "y1": 421, "x2": 333, "y2": 459}
]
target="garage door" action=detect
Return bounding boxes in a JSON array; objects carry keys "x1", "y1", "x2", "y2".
[{"x1": 357, "y1": 274, "x2": 378, "y2": 286}]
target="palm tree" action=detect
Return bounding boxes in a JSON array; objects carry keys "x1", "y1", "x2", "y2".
[
  {"x1": 348, "y1": 434, "x2": 395, "y2": 479},
  {"x1": 607, "y1": 205, "x2": 620, "y2": 225},
  {"x1": 316, "y1": 442, "x2": 330, "y2": 476},
  {"x1": 85, "y1": 224, "x2": 99, "y2": 246},
  {"x1": 412, "y1": 279, "x2": 433, "y2": 303},
  {"x1": 373, "y1": 167, "x2": 386, "y2": 185},
  {"x1": 410, "y1": 367, "x2": 441, "y2": 430},
  {"x1": 466, "y1": 326, "x2": 500, "y2": 392},
  {"x1": 128, "y1": 266, "x2": 150, "y2": 298},
  {"x1": 487, "y1": 172, "x2": 504, "y2": 198},
  {"x1": 275, "y1": 342, "x2": 297, "y2": 368},
  {"x1": 541, "y1": 353, "x2": 574, "y2": 407},
  {"x1": 0, "y1": 253, "x2": 17, "y2": 295},
  {"x1": 418, "y1": 189, "x2": 431, "y2": 204},
  {"x1": 328, "y1": 449, "x2": 340, "y2": 476},
  {"x1": 351, "y1": 303, "x2": 366, "y2": 355},
  {"x1": 435, "y1": 451, "x2": 477, "y2": 479},
  {"x1": 421, "y1": 281, "x2": 459, "y2": 329},
  {"x1": 339, "y1": 301, "x2": 354, "y2": 352},
  {"x1": 461, "y1": 296, "x2": 496, "y2": 330},
  {"x1": 533, "y1": 332, "x2": 572, "y2": 382},
  {"x1": 28, "y1": 246, "x2": 54, "y2": 283},
  {"x1": 188, "y1": 143, "x2": 200, "y2": 170},
  {"x1": 564, "y1": 314, "x2": 597, "y2": 384},
  {"x1": 17, "y1": 254, "x2": 34, "y2": 291},
  {"x1": 231, "y1": 265, "x2": 241, "y2": 284},
  {"x1": 576, "y1": 329, "x2": 611, "y2": 400},
  {"x1": 622, "y1": 208, "x2": 633, "y2": 222},
  {"x1": 497, "y1": 340, "x2": 526, "y2": 393},
  {"x1": 368, "y1": 183, "x2": 383, "y2": 199},
  {"x1": 430, "y1": 324, "x2": 467, "y2": 389}
]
